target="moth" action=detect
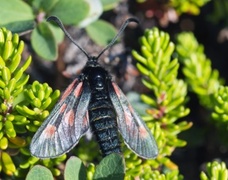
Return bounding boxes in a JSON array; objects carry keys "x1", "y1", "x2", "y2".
[{"x1": 30, "y1": 16, "x2": 158, "y2": 159}]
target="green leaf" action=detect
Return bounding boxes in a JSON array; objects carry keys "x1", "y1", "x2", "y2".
[
  {"x1": 31, "y1": 22, "x2": 57, "y2": 60},
  {"x1": 41, "y1": 0, "x2": 59, "y2": 12},
  {"x1": 30, "y1": 0, "x2": 43, "y2": 10},
  {"x1": 0, "y1": 0, "x2": 34, "y2": 26},
  {"x1": 77, "y1": 0, "x2": 103, "y2": 27},
  {"x1": 31, "y1": 0, "x2": 60, "y2": 12},
  {"x1": 26, "y1": 165, "x2": 54, "y2": 180},
  {"x1": 2, "y1": 151, "x2": 16, "y2": 175},
  {"x1": 64, "y1": 156, "x2": 87, "y2": 180},
  {"x1": 47, "y1": 23, "x2": 64, "y2": 44},
  {"x1": 100, "y1": 0, "x2": 121, "y2": 11},
  {"x1": 49, "y1": 0, "x2": 89, "y2": 25},
  {"x1": 3, "y1": 20, "x2": 35, "y2": 34},
  {"x1": 0, "y1": 137, "x2": 8, "y2": 150},
  {"x1": 85, "y1": 19, "x2": 117, "y2": 46},
  {"x1": 93, "y1": 153, "x2": 125, "y2": 180}
]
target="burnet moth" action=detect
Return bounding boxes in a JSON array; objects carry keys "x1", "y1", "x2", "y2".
[{"x1": 30, "y1": 16, "x2": 158, "y2": 159}]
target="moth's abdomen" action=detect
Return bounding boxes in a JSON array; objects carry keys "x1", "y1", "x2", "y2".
[{"x1": 89, "y1": 100, "x2": 121, "y2": 156}]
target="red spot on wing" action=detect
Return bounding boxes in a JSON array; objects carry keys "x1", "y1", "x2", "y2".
[
  {"x1": 139, "y1": 126, "x2": 149, "y2": 138},
  {"x1": 44, "y1": 125, "x2": 56, "y2": 138},
  {"x1": 74, "y1": 82, "x2": 83, "y2": 97},
  {"x1": 124, "y1": 111, "x2": 132, "y2": 126},
  {"x1": 64, "y1": 109, "x2": 75, "y2": 126},
  {"x1": 128, "y1": 105, "x2": 134, "y2": 113},
  {"x1": 112, "y1": 82, "x2": 121, "y2": 98},
  {"x1": 124, "y1": 105, "x2": 135, "y2": 127},
  {"x1": 83, "y1": 111, "x2": 89, "y2": 126},
  {"x1": 60, "y1": 79, "x2": 78, "y2": 102},
  {"x1": 60, "y1": 103, "x2": 67, "y2": 113}
]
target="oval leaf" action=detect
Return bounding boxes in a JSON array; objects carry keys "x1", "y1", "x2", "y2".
[
  {"x1": 100, "y1": 0, "x2": 121, "y2": 11},
  {"x1": 93, "y1": 153, "x2": 125, "y2": 180},
  {"x1": 2, "y1": 152, "x2": 16, "y2": 175},
  {"x1": 31, "y1": 22, "x2": 57, "y2": 61},
  {"x1": 0, "y1": 0, "x2": 34, "y2": 25},
  {"x1": 26, "y1": 165, "x2": 54, "y2": 180},
  {"x1": 49, "y1": 0, "x2": 89, "y2": 25},
  {"x1": 41, "y1": 0, "x2": 59, "y2": 12},
  {"x1": 78, "y1": 0, "x2": 103, "y2": 28},
  {"x1": 3, "y1": 20, "x2": 35, "y2": 34},
  {"x1": 85, "y1": 20, "x2": 117, "y2": 46},
  {"x1": 64, "y1": 156, "x2": 86, "y2": 180},
  {"x1": 47, "y1": 23, "x2": 64, "y2": 44}
]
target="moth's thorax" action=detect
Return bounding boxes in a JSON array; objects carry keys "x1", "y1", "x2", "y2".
[{"x1": 84, "y1": 62, "x2": 111, "y2": 91}]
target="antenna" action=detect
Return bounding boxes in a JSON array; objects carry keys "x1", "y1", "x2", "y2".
[
  {"x1": 47, "y1": 16, "x2": 90, "y2": 59},
  {"x1": 96, "y1": 18, "x2": 139, "y2": 59},
  {"x1": 47, "y1": 16, "x2": 139, "y2": 60}
]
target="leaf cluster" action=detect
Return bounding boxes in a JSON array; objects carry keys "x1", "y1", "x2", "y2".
[
  {"x1": 0, "y1": 0, "x2": 228, "y2": 177},
  {"x1": 200, "y1": 161, "x2": 228, "y2": 180},
  {"x1": 1, "y1": 23, "x2": 228, "y2": 180},
  {"x1": 26, "y1": 154, "x2": 125, "y2": 180},
  {"x1": 208, "y1": 0, "x2": 228, "y2": 26},
  {"x1": 136, "y1": 0, "x2": 210, "y2": 15},
  {"x1": 211, "y1": 86, "x2": 228, "y2": 144},
  {"x1": 128, "y1": 27, "x2": 191, "y2": 178},
  {"x1": 0, "y1": 0, "x2": 120, "y2": 60},
  {"x1": 176, "y1": 32, "x2": 222, "y2": 108},
  {"x1": 175, "y1": 32, "x2": 228, "y2": 146},
  {"x1": 0, "y1": 27, "x2": 65, "y2": 179},
  {"x1": 170, "y1": 0, "x2": 210, "y2": 15}
]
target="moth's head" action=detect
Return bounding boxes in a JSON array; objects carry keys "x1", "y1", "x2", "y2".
[{"x1": 86, "y1": 56, "x2": 101, "y2": 67}]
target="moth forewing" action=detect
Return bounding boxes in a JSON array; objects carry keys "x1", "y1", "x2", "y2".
[
  {"x1": 108, "y1": 82, "x2": 158, "y2": 159},
  {"x1": 30, "y1": 79, "x2": 91, "y2": 158}
]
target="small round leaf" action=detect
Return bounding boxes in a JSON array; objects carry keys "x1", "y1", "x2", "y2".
[
  {"x1": 64, "y1": 156, "x2": 87, "y2": 180},
  {"x1": 0, "y1": 0, "x2": 34, "y2": 25},
  {"x1": 85, "y1": 20, "x2": 117, "y2": 46},
  {"x1": 26, "y1": 165, "x2": 54, "y2": 180},
  {"x1": 77, "y1": 0, "x2": 103, "y2": 28},
  {"x1": 2, "y1": 152, "x2": 16, "y2": 175},
  {"x1": 47, "y1": 23, "x2": 64, "y2": 44},
  {"x1": 3, "y1": 20, "x2": 35, "y2": 34},
  {"x1": 31, "y1": 22, "x2": 57, "y2": 61},
  {"x1": 93, "y1": 153, "x2": 125, "y2": 180},
  {"x1": 49, "y1": 0, "x2": 89, "y2": 25},
  {"x1": 100, "y1": 0, "x2": 121, "y2": 11}
]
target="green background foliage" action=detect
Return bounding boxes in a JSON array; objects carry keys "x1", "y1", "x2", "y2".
[
  {"x1": 0, "y1": 0, "x2": 121, "y2": 60},
  {"x1": 0, "y1": 0, "x2": 228, "y2": 179}
]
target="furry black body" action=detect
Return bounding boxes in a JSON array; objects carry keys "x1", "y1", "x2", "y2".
[{"x1": 81, "y1": 58, "x2": 121, "y2": 156}]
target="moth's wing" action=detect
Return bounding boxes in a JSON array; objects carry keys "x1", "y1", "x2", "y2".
[
  {"x1": 30, "y1": 79, "x2": 91, "y2": 158},
  {"x1": 108, "y1": 82, "x2": 158, "y2": 159}
]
